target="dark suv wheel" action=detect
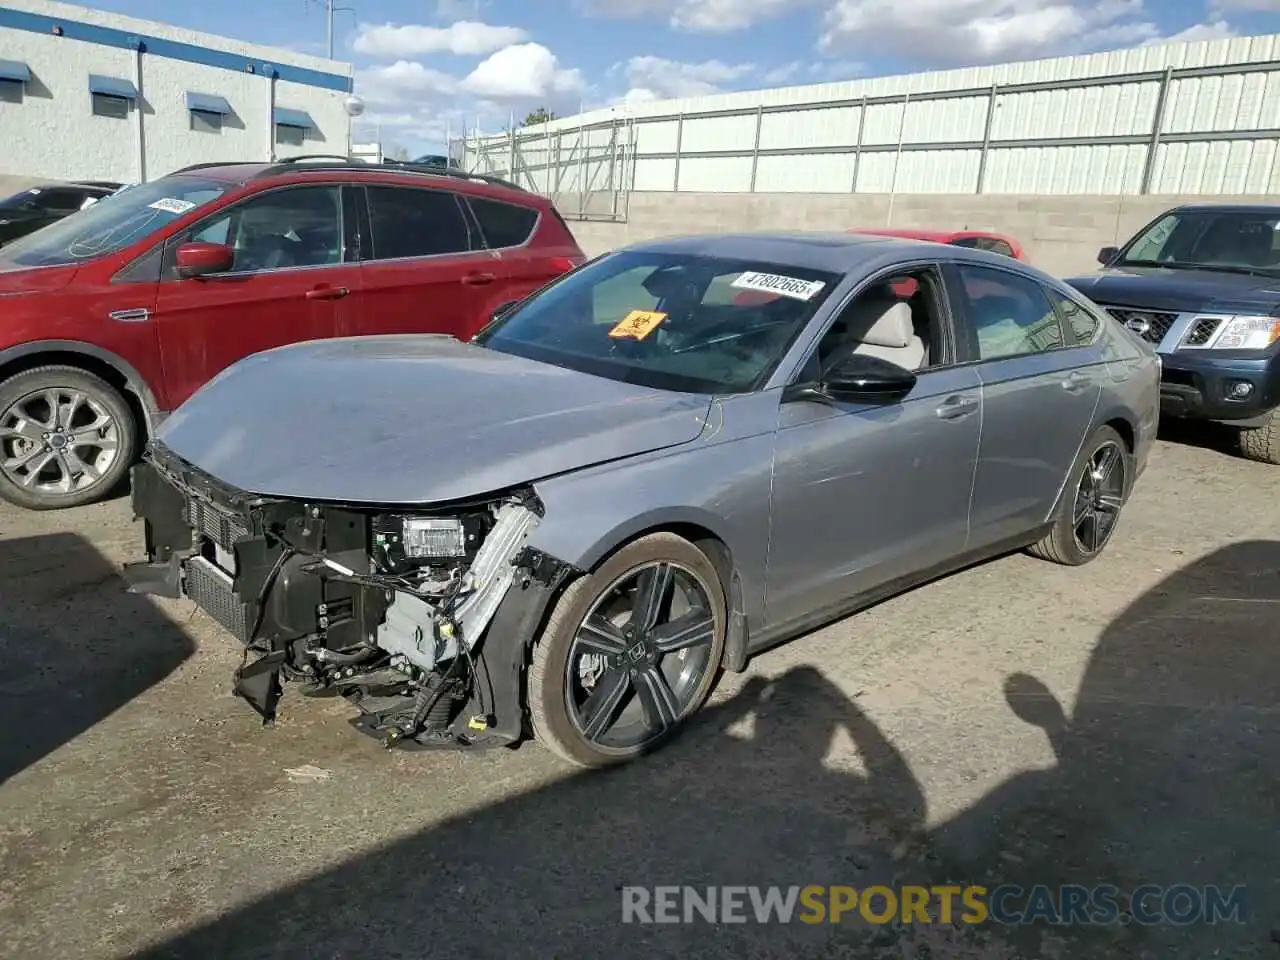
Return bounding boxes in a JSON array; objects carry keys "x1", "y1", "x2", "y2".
[{"x1": 0, "y1": 365, "x2": 138, "y2": 510}]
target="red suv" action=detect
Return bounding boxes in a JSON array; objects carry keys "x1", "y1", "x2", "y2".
[{"x1": 0, "y1": 158, "x2": 585, "y2": 510}]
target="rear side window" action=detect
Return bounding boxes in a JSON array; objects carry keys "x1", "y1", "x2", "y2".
[
  {"x1": 365, "y1": 185, "x2": 472, "y2": 260},
  {"x1": 1048, "y1": 289, "x2": 1100, "y2": 347},
  {"x1": 951, "y1": 236, "x2": 1016, "y2": 258},
  {"x1": 469, "y1": 197, "x2": 538, "y2": 248}
]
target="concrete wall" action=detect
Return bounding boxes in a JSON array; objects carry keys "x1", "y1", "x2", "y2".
[
  {"x1": 0, "y1": 0, "x2": 354, "y2": 183},
  {"x1": 567, "y1": 190, "x2": 1280, "y2": 278}
]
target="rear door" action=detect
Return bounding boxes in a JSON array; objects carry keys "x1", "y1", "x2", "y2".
[
  {"x1": 355, "y1": 183, "x2": 505, "y2": 340},
  {"x1": 947, "y1": 262, "x2": 1105, "y2": 551},
  {"x1": 153, "y1": 183, "x2": 360, "y2": 408},
  {"x1": 465, "y1": 194, "x2": 582, "y2": 311}
]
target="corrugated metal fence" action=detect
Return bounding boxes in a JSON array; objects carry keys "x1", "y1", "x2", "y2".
[{"x1": 456, "y1": 47, "x2": 1280, "y2": 222}]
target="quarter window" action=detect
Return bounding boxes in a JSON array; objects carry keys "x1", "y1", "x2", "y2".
[
  {"x1": 956, "y1": 265, "x2": 1065, "y2": 360},
  {"x1": 1049, "y1": 290, "x2": 1100, "y2": 347},
  {"x1": 469, "y1": 196, "x2": 538, "y2": 248},
  {"x1": 366, "y1": 186, "x2": 472, "y2": 259}
]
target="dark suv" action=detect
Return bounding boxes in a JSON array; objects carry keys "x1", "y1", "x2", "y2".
[
  {"x1": 0, "y1": 181, "x2": 122, "y2": 245},
  {"x1": 1065, "y1": 204, "x2": 1280, "y2": 464},
  {"x1": 0, "y1": 158, "x2": 586, "y2": 510}
]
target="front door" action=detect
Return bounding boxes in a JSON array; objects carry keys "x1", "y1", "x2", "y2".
[
  {"x1": 153, "y1": 184, "x2": 359, "y2": 408},
  {"x1": 357, "y1": 184, "x2": 507, "y2": 340},
  {"x1": 765, "y1": 265, "x2": 983, "y2": 630},
  {"x1": 947, "y1": 263, "x2": 1104, "y2": 550}
]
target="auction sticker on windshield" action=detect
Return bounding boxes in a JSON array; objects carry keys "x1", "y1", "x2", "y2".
[
  {"x1": 148, "y1": 198, "x2": 197, "y2": 214},
  {"x1": 731, "y1": 271, "x2": 825, "y2": 301},
  {"x1": 609, "y1": 309, "x2": 668, "y2": 340}
]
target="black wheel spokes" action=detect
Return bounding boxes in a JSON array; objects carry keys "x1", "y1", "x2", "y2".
[
  {"x1": 1073, "y1": 442, "x2": 1125, "y2": 555},
  {"x1": 566, "y1": 560, "x2": 715, "y2": 749}
]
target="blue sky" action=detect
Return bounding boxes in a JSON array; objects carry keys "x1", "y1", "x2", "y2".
[{"x1": 82, "y1": 0, "x2": 1279, "y2": 154}]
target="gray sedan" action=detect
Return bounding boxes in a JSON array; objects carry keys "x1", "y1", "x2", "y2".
[{"x1": 124, "y1": 232, "x2": 1160, "y2": 768}]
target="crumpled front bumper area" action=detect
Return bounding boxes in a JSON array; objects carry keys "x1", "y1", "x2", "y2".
[{"x1": 122, "y1": 448, "x2": 579, "y2": 751}]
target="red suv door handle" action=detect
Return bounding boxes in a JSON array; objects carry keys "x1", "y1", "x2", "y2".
[
  {"x1": 306, "y1": 285, "x2": 349, "y2": 300},
  {"x1": 461, "y1": 272, "x2": 496, "y2": 286}
]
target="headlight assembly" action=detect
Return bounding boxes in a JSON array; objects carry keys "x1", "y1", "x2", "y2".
[
  {"x1": 1188, "y1": 315, "x2": 1280, "y2": 351},
  {"x1": 371, "y1": 512, "x2": 490, "y2": 572},
  {"x1": 402, "y1": 517, "x2": 466, "y2": 559}
]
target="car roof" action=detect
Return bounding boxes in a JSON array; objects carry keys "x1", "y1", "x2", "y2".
[
  {"x1": 622, "y1": 230, "x2": 1037, "y2": 276},
  {"x1": 165, "y1": 160, "x2": 541, "y2": 204},
  {"x1": 1169, "y1": 203, "x2": 1280, "y2": 215}
]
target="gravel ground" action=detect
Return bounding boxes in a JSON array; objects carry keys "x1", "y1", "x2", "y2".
[{"x1": 0, "y1": 423, "x2": 1277, "y2": 960}]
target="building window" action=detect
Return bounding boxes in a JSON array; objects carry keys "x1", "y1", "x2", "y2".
[
  {"x1": 92, "y1": 93, "x2": 130, "y2": 119},
  {"x1": 0, "y1": 79, "x2": 21, "y2": 104},
  {"x1": 275, "y1": 123, "x2": 307, "y2": 146},
  {"x1": 190, "y1": 109, "x2": 222, "y2": 133}
]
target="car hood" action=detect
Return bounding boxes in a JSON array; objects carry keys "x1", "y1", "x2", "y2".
[
  {"x1": 155, "y1": 335, "x2": 715, "y2": 506},
  {"x1": 1065, "y1": 265, "x2": 1280, "y2": 315}
]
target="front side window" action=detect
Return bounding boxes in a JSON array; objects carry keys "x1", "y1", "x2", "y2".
[
  {"x1": 475, "y1": 250, "x2": 841, "y2": 394},
  {"x1": 1118, "y1": 210, "x2": 1280, "y2": 276},
  {"x1": 366, "y1": 186, "x2": 471, "y2": 259},
  {"x1": 171, "y1": 185, "x2": 343, "y2": 274},
  {"x1": 956, "y1": 265, "x2": 1065, "y2": 360},
  {"x1": 0, "y1": 175, "x2": 228, "y2": 267}
]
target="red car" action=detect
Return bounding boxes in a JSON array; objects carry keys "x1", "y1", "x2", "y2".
[
  {"x1": 0, "y1": 158, "x2": 585, "y2": 510},
  {"x1": 847, "y1": 227, "x2": 1028, "y2": 261}
]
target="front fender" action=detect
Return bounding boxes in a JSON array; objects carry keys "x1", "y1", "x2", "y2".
[{"x1": 524, "y1": 391, "x2": 780, "y2": 631}]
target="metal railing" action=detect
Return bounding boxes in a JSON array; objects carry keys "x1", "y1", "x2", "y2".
[{"x1": 455, "y1": 57, "x2": 1280, "y2": 222}]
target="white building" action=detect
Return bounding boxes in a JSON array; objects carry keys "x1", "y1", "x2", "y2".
[{"x1": 0, "y1": 0, "x2": 356, "y2": 184}]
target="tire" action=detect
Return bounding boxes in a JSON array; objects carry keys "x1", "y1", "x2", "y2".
[
  {"x1": 528, "y1": 532, "x2": 728, "y2": 768},
  {"x1": 0, "y1": 365, "x2": 139, "y2": 511},
  {"x1": 1237, "y1": 409, "x2": 1280, "y2": 465},
  {"x1": 1027, "y1": 425, "x2": 1130, "y2": 566}
]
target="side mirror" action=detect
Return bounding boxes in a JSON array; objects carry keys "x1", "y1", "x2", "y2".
[
  {"x1": 784, "y1": 351, "x2": 918, "y2": 405},
  {"x1": 175, "y1": 241, "x2": 235, "y2": 279},
  {"x1": 824, "y1": 352, "x2": 918, "y2": 402},
  {"x1": 1097, "y1": 245, "x2": 1119, "y2": 267}
]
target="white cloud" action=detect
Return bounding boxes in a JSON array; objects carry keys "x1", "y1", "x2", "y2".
[
  {"x1": 581, "y1": 0, "x2": 820, "y2": 32},
  {"x1": 460, "y1": 43, "x2": 586, "y2": 100},
  {"x1": 818, "y1": 0, "x2": 1174, "y2": 65},
  {"x1": 355, "y1": 60, "x2": 459, "y2": 105},
  {"x1": 1211, "y1": 0, "x2": 1280, "y2": 8},
  {"x1": 1142, "y1": 20, "x2": 1237, "y2": 44},
  {"x1": 611, "y1": 55, "x2": 758, "y2": 102},
  {"x1": 351, "y1": 20, "x2": 528, "y2": 58}
]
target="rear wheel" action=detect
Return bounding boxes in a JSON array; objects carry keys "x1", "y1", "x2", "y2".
[
  {"x1": 1237, "y1": 409, "x2": 1280, "y2": 465},
  {"x1": 1027, "y1": 425, "x2": 1129, "y2": 566},
  {"x1": 0, "y1": 366, "x2": 138, "y2": 510},
  {"x1": 528, "y1": 532, "x2": 727, "y2": 768}
]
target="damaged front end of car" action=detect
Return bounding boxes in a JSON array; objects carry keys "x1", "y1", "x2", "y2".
[{"x1": 121, "y1": 441, "x2": 579, "y2": 751}]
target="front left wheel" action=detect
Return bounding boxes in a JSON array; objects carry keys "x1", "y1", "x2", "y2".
[
  {"x1": 527, "y1": 532, "x2": 727, "y2": 768},
  {"x1": 0, "y1": 365, "x2": 138, "y2": 511}
]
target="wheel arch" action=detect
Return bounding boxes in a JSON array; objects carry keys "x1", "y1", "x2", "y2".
[
  {"x1": 546, "y1": 508, "x2": 751, "y2": 673},
  {"x1": 0, "y1": 340, "x2": 163, "y2": 437}
]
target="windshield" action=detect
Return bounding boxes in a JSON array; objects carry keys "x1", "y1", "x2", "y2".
[
  {"x1": 1, "y1": 175, "x2": 229, "y2": 267},
  {"x1": 474, "y1": 250, "x2": 841, "y2": 394},
  {"x1": 1117, "y1": 209, "x2": 1280, "y2": 276}
]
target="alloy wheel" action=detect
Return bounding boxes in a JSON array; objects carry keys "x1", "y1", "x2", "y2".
[
  {"x1": 1072, "y1": 439, "x2": 1125, "y2": 555},
  {"x1": 0, "y1": 387, "x2": 122, "y2": 496},
  {"x1": 564, "y1": 560, "x2": 717, "y2": 752}
]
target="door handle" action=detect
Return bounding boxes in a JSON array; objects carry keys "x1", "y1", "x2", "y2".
[
  {"x1": 108, "y1": 307, "x2": 150, "y2": 323},
  {"x1": 935, "y1": 394, "x2": 979, "y2": 420},
  {"x1": 461, "y1": 272, "x2": 496, "y2": 286},
  {"x1": 306, "y1": 285, "x2": 349, "y2": 300},
  {"x1": 1062, "y1": 370, "x2": 1094, "y2": 393}
]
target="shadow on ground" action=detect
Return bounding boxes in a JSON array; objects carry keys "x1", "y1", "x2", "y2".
[
  {"x1": 134, "y1": 543, "x2": 1279, "y2": 959},
  {"x1": 1156, "y1": 416, "x2": 1241, "y2": 457},
  {"x1": 0, "y1": 532, "x2": 195, "y2": 785}
]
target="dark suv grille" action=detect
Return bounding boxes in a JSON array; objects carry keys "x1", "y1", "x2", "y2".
[
  {"x1": 187, "y1": 496, "x2": 250, "y2": 551},
  {"x1": 1104, "y1": 307, "x2": 1178, "y2": 344},
  {"x1": 1181, "y1": 317, "x2": 1222, "y2": 347}
]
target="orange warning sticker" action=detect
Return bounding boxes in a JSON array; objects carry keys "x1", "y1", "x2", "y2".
[{"x1": 608, "y1": 309, "x2": 667, "y2": 341}]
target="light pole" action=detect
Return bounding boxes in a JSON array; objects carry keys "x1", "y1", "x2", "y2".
[
  {"x1": 343, "y1": 94, "x2": 365, "y2": 159},
  {"x1": 305, "y1": 0, "x2": 355, "y2": 60}
]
